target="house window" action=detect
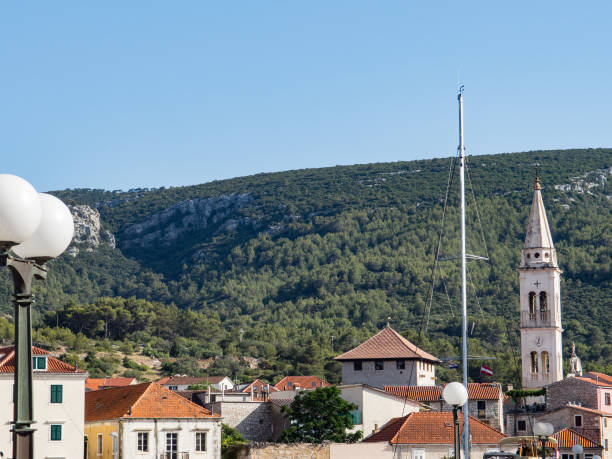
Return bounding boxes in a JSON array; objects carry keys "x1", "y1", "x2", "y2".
[
  {"x1": 287, "y1": 382, "x2": 292, "y2": 387},
  {"x1": 574, "y1": 415, "x2": 582, "y2": 427},
  {"x1": 50, "y1": 424, "x2": 62, "y2": 441},
  {"x1": 585, "y1": 454, "x2": 594, "y2": 459},
  {"x1": 51, "y1": 384, "x2": 63, "y2": 403},
  {"x1": 605, "y1": 393, "x2": 610, "y2": 405},
  {"x1": 605, "y1": 439, "x2": 608, "y2": 451},
  {"x1": 195, "y1": 431, "x2": 207, "y2": 452},
  {"x1": 477, "y1": 401, "x2": 486, "y2": 418},
  {"x1": 412, "y1": 448, "x2": 425, "y2": 459},
  {"x1": 397, "y1": 360, "x2": 405, "y2": 370},
  {"x1": 353, "y1": 360, "x2": 362, "y2": 371},
  {"x1": 517, "y1": 420, "x2": 527, "y2": 432},
  {"x1": 138, "y1": 432, "x2": 149, "y2": 452},
  {"x1": 32, "y1": 356, "x2": 46, "y2": 371},
  {"x1": 168, "y1": 385, "x2": 178, "y2": 391},
  {"x1": 375, "y1": 360, "x2": 384, "y2": 370},
  {"x1": 166, "y1": 432, "x2": 178, "y2": 455},
  {"x1": 97, "y1": 433, "x2": 103, "y2": 453}
]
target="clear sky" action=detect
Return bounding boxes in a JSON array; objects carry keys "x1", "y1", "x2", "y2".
[{"x1": 1, "y1": 1, "x2": 610, "y2": 191}]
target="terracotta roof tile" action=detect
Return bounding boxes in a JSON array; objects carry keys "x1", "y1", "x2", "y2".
[
  {"x1": 385, "y1": 383, "x2": 501, "y2": 402},
  {"x1": 240, "y1": 379, "x2": 278, "y2": 393},
  {"x1": 551, "y1": 428, "x2": 601, "y2": 448},
  {"x1": 274, "y1": 376, "x2": 331, "y2": 391},
  {"x1": 385, "y1": 386, "x2": 442, "y2": 402},
  {"x1": 575, "y1": 375, "x2": 612, "y2": 387},
  {"x1": 161, "y1": 375, "x2": 231, "y2": 386},
  {"x1": 364, "y1": 412, "x2": 505, "y2": 445},
  {"x1": 0, "y1": 345, "x2": 84, "y2": 374},
  {"x1": 86, "y1": 377, "x2": 137, "y2": 391},
  {"x1": 85, "y1": 382, "x2": 219, "y2": 422},
  {"x1": 335, "y1": 327, "x2": 440, "y2": 362}
]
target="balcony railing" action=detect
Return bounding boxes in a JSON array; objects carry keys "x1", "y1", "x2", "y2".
[
  {"x1": 521, "y1": 311, "x2": 552, "y2": 327},
  {"x1": 159, "y1": 453, "x2": 189, "y2": 459}
]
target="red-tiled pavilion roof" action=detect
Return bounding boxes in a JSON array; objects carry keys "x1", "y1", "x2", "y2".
[
  {"x1": 551, "y1": 428, "x2": 601, "y2": 448},
  {"x1": 335, "y1": 327, "x2": 440, "y2": 362}
]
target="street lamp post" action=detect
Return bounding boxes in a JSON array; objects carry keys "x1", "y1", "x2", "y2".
[
  {"x1": 0, "y1": 175, "x2": 74, "y2": 459},
  {"x1": 534, "y1": 422, "x2": 555, "y2": 459},
  {"x1": 443, "y1": 382, "x2": 469, "y2": 459}
]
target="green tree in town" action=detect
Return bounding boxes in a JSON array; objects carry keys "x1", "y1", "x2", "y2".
[{"x1": 281, "y1": 386, "x2": 362, "y2": 443}]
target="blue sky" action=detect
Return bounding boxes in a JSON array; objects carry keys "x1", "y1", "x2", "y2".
[{"x1": 1, "y1": 2, "x2": 610, "y2": 191}]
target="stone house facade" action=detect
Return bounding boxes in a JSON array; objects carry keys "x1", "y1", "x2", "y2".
[
  {"x1": 335, "y1": 326, "x2": 440, "y2": 388},
  {"x1": 206, "y1": 401, "x2": 275, "y2": 441}
]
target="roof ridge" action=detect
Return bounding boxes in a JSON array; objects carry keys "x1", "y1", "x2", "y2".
[
  {"x1": 152, "y1": 384, "x2": 217, "y2": 417},
  {"x1": 390, "y1": 414, "x2": 411, "y2": 444}
]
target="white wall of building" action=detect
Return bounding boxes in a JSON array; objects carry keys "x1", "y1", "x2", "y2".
[
  {"x1": 120, "y1": 418, "x2": 222, "y2": 459},
  {"x1": 340, "y1": 385, "x2": 419, "y2": 438},
  {"x1": 0, "y1": 372, "x2": 86, "y2": 459}
]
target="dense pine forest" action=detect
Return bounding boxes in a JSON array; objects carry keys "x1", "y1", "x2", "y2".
[{"x1": 0, "y1": 148, "x2": 609, "y2": 386}]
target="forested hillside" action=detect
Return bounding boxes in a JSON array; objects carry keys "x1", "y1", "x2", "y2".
[{"x1": 0, "y1": 148, "x2": 609, "y2": 386}]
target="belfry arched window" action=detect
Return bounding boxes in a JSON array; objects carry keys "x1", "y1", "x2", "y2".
[
  {"x1": 539, "y1": 292, "x2": 548, "y2": 312},
  {"x1": 542, "y1": 351, "x2": 550, "y2": 374},
  {"x1": 529, "y1": 292, "x2": 536, "y2": 315},
  {"x1": 531, "y1": 351, "x2": 539, "y2": 373}
]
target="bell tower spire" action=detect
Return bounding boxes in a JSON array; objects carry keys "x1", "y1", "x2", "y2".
[{"x1": 519, "y1": 174, "x2": 563, "y2": 389}]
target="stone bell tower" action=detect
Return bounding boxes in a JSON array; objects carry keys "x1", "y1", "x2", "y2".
[{"x1": 518, "y1": 176, "x2": 563, "y2": 389}]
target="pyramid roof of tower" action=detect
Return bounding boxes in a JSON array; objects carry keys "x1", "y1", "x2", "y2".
[
  {"x1": 524, "y1": 179, "x2": 555, "y2": 250},
  {"x1": 335, "y1": 326, "x2": 440, "y2": 362}
]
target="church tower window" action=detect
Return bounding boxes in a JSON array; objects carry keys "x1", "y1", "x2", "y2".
[
  {"x1": 530, "y1": 352, "x2": 538, "y2": 373},
  {"x1": 529, "y1": 292, "x2": 536, "y2": 316},
  {"x1": 539, "y1": 292, "x2": 548, "y2": 312},
  {"x1": 542, "y1": 352, "x2": 550, "y2": 374}
]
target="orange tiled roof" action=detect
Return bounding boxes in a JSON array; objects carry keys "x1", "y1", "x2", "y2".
[
  {"x1": 241, "y1": 379, "x2": 279, "y2": 393},
  {"x1": 385, "y1": 386, "x2": 442, "y2": 402},
  {"x1": 0, "y1": 345, "x2": 85, "y2": 374},
  {"x1": 274, "y1": 376, "x2": 331, "y2": 391},
  {"x1": 160, "y1": 375, "x2": 230, "y2": 386},
  {"x1": 364, "y1": 412, "x2": 505, "y2": 445},
  {"x1": 385, "y1": 383, "x2": 501, "y2": 402},
  {"x1": 335, "y1": 326, "x2": 440, "y2": 362},
  {"x1": 575, "y1": 375, "x2": 612, "y2": 388},
  {"x1": 583, "y1": 372, "x2": 612, "y2": 385},
  {"x1": 551, "y1": 428, "x2": 601, "y2": 448},
  {"x1": 85, "y1": 382, "x2": 219, "y2": 422},
  {"x1": 86, "y1": 377, "x2": 137, "y2": 391}
]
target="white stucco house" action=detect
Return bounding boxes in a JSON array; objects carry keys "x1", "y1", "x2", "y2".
[
  {"x1": 160, "y1": 375, "x2": 235, "y2": 392},
  {"x1": 0, "y1": 345, "x2": 87, "y2": 459},
  {"x1": 85, "y1": 382, "x2": 222, "y2": 459}
]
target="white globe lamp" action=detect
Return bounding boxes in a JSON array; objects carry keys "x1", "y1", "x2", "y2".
[
  {"x1": 443, "y1": 382, "x2": 469, "y2": 406},
  {"x1": 12, "y1": 193, "x2": 74, "y2": 261},
  {"x1": 0, "y1": 174, "x2": 42, "y2": 247}
]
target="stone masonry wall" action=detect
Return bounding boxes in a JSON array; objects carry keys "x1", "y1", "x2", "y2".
[
  {"x1": 546, "y1": 378, "x2": 598, "y2": 411},
  {"x1": 234, "y1": 442, "x2": 331, "y2": 459},
  {"x1": 207, "y1": 401, "x2": 274, "y2": 442}
]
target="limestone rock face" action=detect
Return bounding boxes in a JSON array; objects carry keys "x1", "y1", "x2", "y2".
[
  {"x1": 120, "y1": 194, "x2": 253, "y2": 249},
  {"x1": 68, "y1": 205, "x2": 116, "y2": 256}
]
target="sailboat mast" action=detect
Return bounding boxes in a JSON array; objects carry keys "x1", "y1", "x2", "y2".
[{"x1": 458, "y1": 89, "x2": 470, "y2": 459}]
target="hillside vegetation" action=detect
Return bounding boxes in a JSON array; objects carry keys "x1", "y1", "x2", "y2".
[{"x1": 0, "y1": 148, "x2": 610, "y2": 385}]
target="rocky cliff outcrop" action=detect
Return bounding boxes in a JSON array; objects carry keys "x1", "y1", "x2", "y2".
[
  {"x1": 67, "y1": 205, "x2": 116, "y2": 256},
  {"x1": 120, "y1": 194, "x2": 254, "y2": 249}
]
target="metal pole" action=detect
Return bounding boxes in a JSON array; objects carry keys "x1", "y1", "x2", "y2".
[
  {"x1": 458, "y1": 89, "x2": 470, "y2": 459},
  {"x1": 541, "y1": 438, "x2": 546, "y2": 459},
  {"x1": 453, "y1": 406, "x2": 461, "y2": 459},
  {"x1": 3, "y1": 254, "x2": 46, "y2": 459}
]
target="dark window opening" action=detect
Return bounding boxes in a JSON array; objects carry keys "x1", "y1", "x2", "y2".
[
  {"x1": 375, "y1": 360, "x2": 384, "y2": 370},
  {"x1": 396, "y1": 360, "x2": 405, "y2": 370},
  {"x1": 353, "y1": 361, "x2": 362, "y2": 371},
  {"x1": 540, "y1": 292, "x2": 548, "y2": 312},
  {"x1": 575, "y1": 415, "x2": 582, "y2": 427},
  {"x1": 517, "y1": 420, "x2": 526, "y2": 431}
]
